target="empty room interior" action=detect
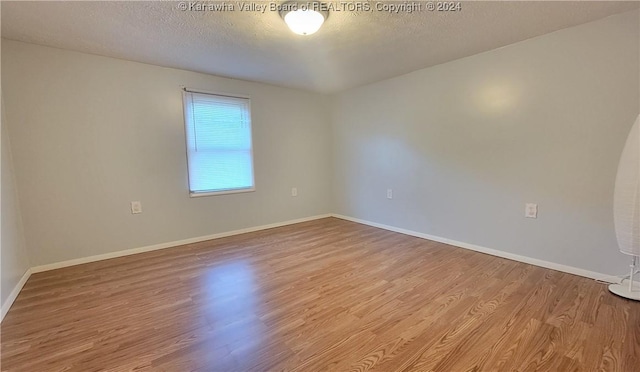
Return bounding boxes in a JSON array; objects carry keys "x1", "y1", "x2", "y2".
[{"x1": 1, "y1": 1, "x2": 640, "y2": 371}]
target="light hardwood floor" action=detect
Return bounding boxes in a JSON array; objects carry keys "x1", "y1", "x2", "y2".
[{"x1": 1, "y1": 217, "x2": 638, "y2": 371}]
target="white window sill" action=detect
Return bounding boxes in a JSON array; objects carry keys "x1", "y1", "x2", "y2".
[{"x1": 189, "y1": 187, "x2": 255, "y2": 198}]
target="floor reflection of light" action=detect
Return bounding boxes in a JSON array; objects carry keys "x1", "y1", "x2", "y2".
[{"x1": 202, "y1": 260, "x2": 264, "y2": 361}]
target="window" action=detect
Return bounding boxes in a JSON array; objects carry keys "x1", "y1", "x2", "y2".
[{"x1": 182, "y1": 89, "x2": 255, "y2": 196}]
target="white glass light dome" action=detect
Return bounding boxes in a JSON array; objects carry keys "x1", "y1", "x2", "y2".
[
  {"x1": 284, "y1": 9, "x2": 326, "y2": 35},
  {"x1": 280, "y1": 2, "x2": 329, "y2": 36}
]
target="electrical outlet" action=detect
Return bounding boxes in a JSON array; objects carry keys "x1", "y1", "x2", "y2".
[
  {"x1": 387, "y1": 189, "x2": 393, "y2": 199},
  {"x1": 525, "y1": 203, "x2": 537, "y2": 218},
  {"x1": 291, "y1": 187, "x2": 298, "y2": 197},
  {"x1": 131, "y1": 201, "x2": 142, "y2": 214}
]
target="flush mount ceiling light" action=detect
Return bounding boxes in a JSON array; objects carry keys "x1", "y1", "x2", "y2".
[{"x1": 279, "y1": 1, "x2": 329, "y2": 36}]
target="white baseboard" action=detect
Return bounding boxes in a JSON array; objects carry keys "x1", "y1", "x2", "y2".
[
  {"x1": 3, "y1": 212, "x2": 617, "y2": 324},
  {"x1": 0, "y1": 214, "x2": 329, "y2": 323},
  {"x1": 331, "y1": 214, "x2": 615, "y2": 283},
  {"x1": 1, "y1": 268, "x2": 32, "y2": 322},
  {"x1": 31, "y1": 214, "x2": 332, "y2": 273}
]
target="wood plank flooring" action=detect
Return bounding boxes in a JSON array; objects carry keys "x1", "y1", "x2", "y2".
[{"x1": 1, "y1": 217, "x2": 638, "y2": 371}]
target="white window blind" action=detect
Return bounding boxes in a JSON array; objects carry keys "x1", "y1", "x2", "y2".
[{"x1": 183, "y1": 90, "x2": 255, "y2": 196}]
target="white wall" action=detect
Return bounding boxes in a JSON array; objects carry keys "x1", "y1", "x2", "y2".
[
  {"x1": 332, "y1": 10, "x2": 640, "y2": 276},
  {"x1": 1, "y1": 40, "x2": 332, "y2": 267},
  {"x1": 2, "y1": 10, "x2": 639, "y2": 277},
  {"x1": 1, "y1": 96, "x2": 31, "y2": 309}
]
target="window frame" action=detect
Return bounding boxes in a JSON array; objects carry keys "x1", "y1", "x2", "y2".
[{"x1": 182, "y1": 87, "x2": 256, "y2": 198}]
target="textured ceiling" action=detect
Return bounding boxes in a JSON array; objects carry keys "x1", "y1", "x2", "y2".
[{"x1": 2, "y1": 1, "x2": 639, "y2": 93}]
